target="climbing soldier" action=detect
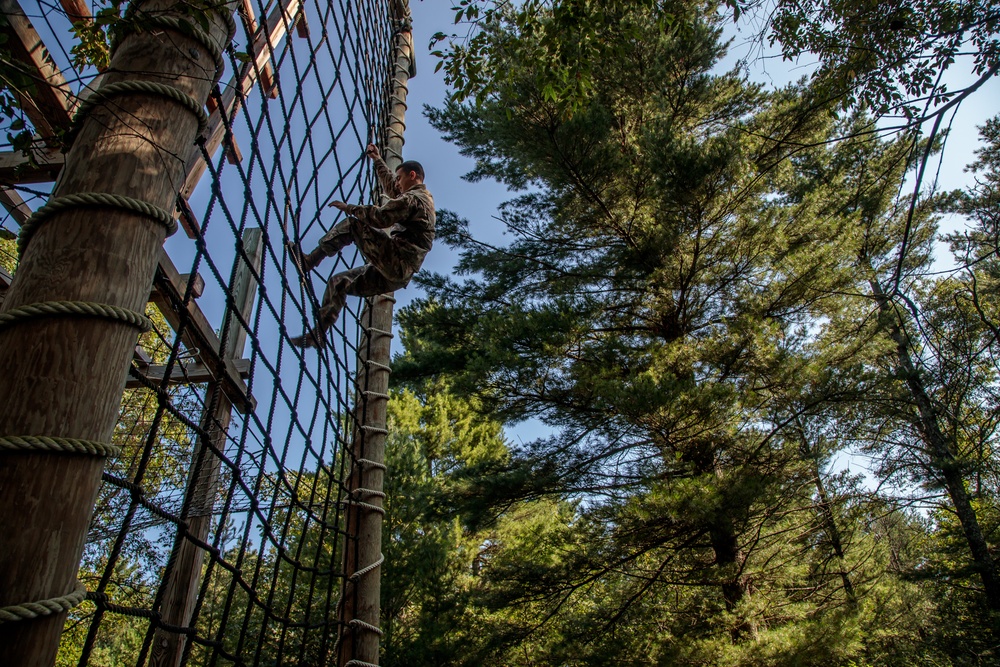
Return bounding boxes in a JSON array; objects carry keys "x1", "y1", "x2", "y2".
[{"x1": 289, "y1": 144, "x2": 435, "y2": 348}]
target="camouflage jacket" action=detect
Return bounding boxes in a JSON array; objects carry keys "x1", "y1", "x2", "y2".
[{"x1": 341, "y1": 156, "x2": 435, "y2": 260}]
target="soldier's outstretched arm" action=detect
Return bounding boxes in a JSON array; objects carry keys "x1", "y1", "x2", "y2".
[
  {"x1": 329, "y1": 196, "x2": 411, "y2": 230},
  {"x1": 366, "y1": 144, "x2": 400, "y2": 199}
]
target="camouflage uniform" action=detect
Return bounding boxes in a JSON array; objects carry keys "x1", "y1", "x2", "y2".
[{"x1": 313, "y1": 156, "x2": 435, "y2": 334}]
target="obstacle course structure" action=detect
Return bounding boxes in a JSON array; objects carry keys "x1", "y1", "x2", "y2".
[{"x1": 0, "y1": 0, "x2": 413, "y2": 664}]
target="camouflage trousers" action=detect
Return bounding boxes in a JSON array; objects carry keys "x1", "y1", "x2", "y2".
[{"x1": 315, "y1": 218, "x2": 419, "y2": 330}]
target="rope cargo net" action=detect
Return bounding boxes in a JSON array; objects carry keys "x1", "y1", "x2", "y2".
[{"x1": 0, "y1": 0, "x2": 404, "y2": 662}]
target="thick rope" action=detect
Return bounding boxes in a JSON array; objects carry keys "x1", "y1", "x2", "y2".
[
  {"x1": 356, "y1": 458, "x2": 387, "y2": 472},
  {"x1": 359, "y1": 425, "x2": 388, "y2": 435},
  {"x1": 0, "y1": 436, "x2": 120, "y2": 457},
  {"x1": 363, "y1": 327, "x2": 393, "y2": 339},
  {"x1": 18, "y1": 192, "x2": 177, "y2": 257},
  {"x1": 349, "y1": 553, "x2": 384, "y2": 582},
  {"x1": 0, "y1": 582, "x2": 87, "y2": 624},
  {"x1": 346, "y1": 500, "x2": 385, "y2": 516},
  {"x1": 69, "y1": 80, "x2": 210, "y2": 145},
  {"x1": 363, "y1": 360, "x2": 391, "y2": 373},
  {"x1": 0, "y1": 301, "x2": 152, "y2": 334},
  {"x1": 348, "y1": 617, "x2": 384, "y2": 637},
  {"x1": 345, "y1": 661, "x2": 380, "y2": 667}
]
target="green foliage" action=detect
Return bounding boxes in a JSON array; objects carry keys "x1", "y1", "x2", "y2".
[
  {"x1": 761, "y1": 0, "x2": 999, "y2": 118},
  {"x1": 392, "y1": 0, "x2": 1000, "y2": 663},
  {"x1": 434, "y1": 0, "x2": 998, "y2": 123},
  {"x1": 432, "y1": 0, "x2": 675, "y2": 115},
  {"x1": 380, "y1": 381, "x2": 510, "y2": 664}
]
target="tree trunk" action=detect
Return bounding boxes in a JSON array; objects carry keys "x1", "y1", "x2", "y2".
[
  {"x1": 798, "y1": 434, "x2": 857, "y2": 607},
  {"x1": 708, "y1": 520, "x2": 755, "y2": 642},
  {"x1": 871, "y1": 279, "x2": 1000, "y2": 612}
]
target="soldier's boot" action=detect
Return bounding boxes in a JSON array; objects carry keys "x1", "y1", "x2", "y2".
[
  {"x1": 288, "y1": 312, "x2": 337, "y2": 349},
  {"x1": 290, "y1": 241, "x2": 334, "y2": 274}
]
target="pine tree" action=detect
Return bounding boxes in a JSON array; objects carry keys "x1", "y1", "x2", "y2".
[{"x1": 398, "y1": 0, "x2": 880, "y2": 654}]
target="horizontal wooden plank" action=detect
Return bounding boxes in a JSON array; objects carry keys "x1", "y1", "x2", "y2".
[
  {"x1": 125, "y1": 357, "x2": 251, "y2": 389},
  {"x1": 0, "y1": 144, "x2": 66, "y2": 184},
  {"x1": 0, "y1": 186, "x2": 33, "y2": 225}
]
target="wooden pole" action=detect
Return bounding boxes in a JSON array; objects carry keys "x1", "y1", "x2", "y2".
[
  {"x1": 338, "y1": 2, "x2": 413, "y2": 664},
  {"x1": 0, "y1": 1, "x2": 233, "y2": 664},
  {"x1": 150, "y1": 228, "x2": 262, "y2": 667}
]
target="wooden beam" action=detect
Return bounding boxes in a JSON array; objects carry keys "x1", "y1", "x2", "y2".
[
  {"x1": 125, "y1": 357, "x2": 250, "y2": 388},
  {"x1": 0, "y1": 186, "x2": 33, "y2": 225},
  {"x1": 58, "y1": 0, "x2": 92, "y2": 23},
  {"x1": 133, "y1": 345, "x2": 152, "y2": 367},
  {"x1": 295, "y1": 9, "x2": 309, "y2": 38},
  {"x1": 240, "y1": 0, "x2": 278, "y2": 99},
  {"x1": 176, "y1": 272, "x2": 205, "y2": 298},
  {"x1": 151, "y1": 248, "x2": 254, "y2": 412},
  {"x1": 0, "y1": 0, "x2": 74, "y2": 143},
  {"x1": 175, "y1": 196, "x2": 201, "y2": 240},
  {"x1": 0, "y1": 143, "x2": 66, "y2": 184},
  {"x1": 225, "y1": 135, "x2": 244, "y2": 165},
  {"x1": 180, "y1": 0, "x2": 300, "y2": 201}
]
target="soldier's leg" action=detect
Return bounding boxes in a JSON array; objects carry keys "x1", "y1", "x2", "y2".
[
  {"x1": 288, "y1": 219, "x2": 358, "y2": 276},
  {"x1": 289, "y1": 264, "x2": 369, "y2": 348},
  {"x1": 343, "y1": 263, "x2": 404, "y2": 301},
  {"x1": 317, "y1": 218, "x2": 356, "y2": 256}
]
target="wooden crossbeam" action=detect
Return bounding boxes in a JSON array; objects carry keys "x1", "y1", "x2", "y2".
[
  {"x1": 0, "y1": 186, "x2": 33, "y2": 225},
  {"x1": 0, "y1": 143, "x2": 66, "y2": 184},
  {"x1": 150, "y1": 248, "x2": 255, "y2": 412},
  {"x1": 0, "y1": 0, "x2": 74, "y2": 143},
  {"x1": 133, "y1": 346, "x2": 152, "y2": 367},
  {"x1": 177, "y1": 272, "x2": 205, "y2": 298},
  {"x1": 125, "y1": 357, "x2": 251, "y2": 389},
  {"x1": 149, "y1": 271, "x2": 204, "y2": 301},
  {"x1": 58, "y1": 0, "x2": 92, "y2": 24}
]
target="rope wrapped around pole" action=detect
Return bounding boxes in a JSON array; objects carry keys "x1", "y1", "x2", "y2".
[{"x1": 337, "y1": 2, "x2": 414, "y2": 663}]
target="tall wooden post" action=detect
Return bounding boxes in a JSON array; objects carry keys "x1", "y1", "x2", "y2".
[
  {"x1": 338, "y1": 2, "x2": 413, "y2": 665},
  {"x1": 151, "y1": 228, "x2": 263, "y2": 667},
  {"x1": 0, "y1": 1, "x2": 233, "y2": 664}
]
